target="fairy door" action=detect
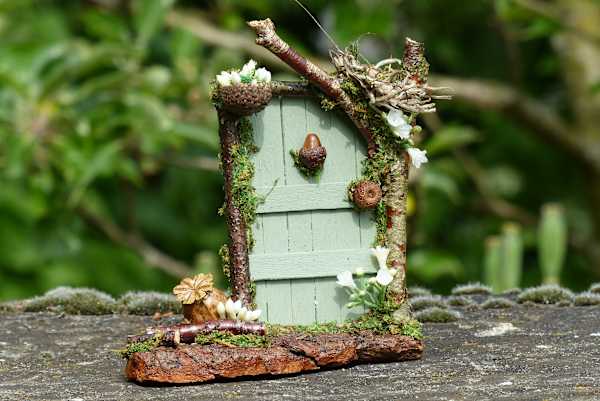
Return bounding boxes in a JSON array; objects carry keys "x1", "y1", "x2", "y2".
[{"x1": 250, "y1": 95, "x2": 378, "y2": 325}]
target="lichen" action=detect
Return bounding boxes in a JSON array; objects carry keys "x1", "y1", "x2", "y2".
[
  {"x1": 517, "y1": 285, "x2": 574, "y2": 305},
  {"x1": 24, "y1": 287, "x2": 117, "y2": 315},
  {"x1": 573, "y1": 291, "x2": 600, "y2": 306},
  {"x1": 410, "y1": 295, "x2": 447, "y2": 312},
  {"x1": 118, "y1": 291, "x2": 181, "y2": 315},
  {"x1": 415, "y1": 307, "x2": 461, "y2": 323},
  {"x1": 500, "y1": 288, "x2": 522, "y2": 296},
  {"x1": 481, "y1": 297, "x2": 516, "y2": 309},
  {"x1": 408, "y1": 286, "x2": 432, "y2": 297},
  {"x1": 218, "y1": 243, "x2": 231, "y2": 287},
  {"x1": 589, "y1": 283, "x2": 600, "y2": 294},
  {"x1": 446, "y1": 295, "x2": 477, "y2": 307},
  {"x1": 451, "y1": 282, "x2": 492, "y2": 296}
]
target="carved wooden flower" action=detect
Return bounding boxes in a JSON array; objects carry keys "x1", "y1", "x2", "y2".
[{"x1": 173, "y1": 273, "x2": 214, "y2": 304}]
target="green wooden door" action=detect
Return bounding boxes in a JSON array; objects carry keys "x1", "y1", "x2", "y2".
[{"x1": 250, "y1": 96, "x2": 378, "y2": 324}]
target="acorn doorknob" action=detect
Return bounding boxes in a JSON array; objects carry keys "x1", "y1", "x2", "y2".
[{"x1": 298, "y1": 133, "x2": 326, "y2": 171}]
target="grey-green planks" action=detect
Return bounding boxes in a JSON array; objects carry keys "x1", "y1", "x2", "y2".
[{"x1": 249, "y1": 96, "x2": 374, "y2": 324}]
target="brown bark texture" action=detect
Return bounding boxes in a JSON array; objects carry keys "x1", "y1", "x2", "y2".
[
  {"x1": 125, "y1": 333, "x2": 423, "y2": 384},
  {"x1": 218, "y1": 109, "x2": 253, "y2": 307},
  {"x1": 247, "y1": 18, "x2": 376, "y2": 154},
  {"x1": 127, "y1": 320, "x2": 267, "y2": 346}
]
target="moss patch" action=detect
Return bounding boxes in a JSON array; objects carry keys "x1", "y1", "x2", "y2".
[
  {"x1": 195, "y1": 332, "x2": 271, "y2": 348},
  {"x1": 24, "y1": 287, "x2": 117, "y2": 315},
  {"x1": 410, "y1": 295, "x2": 447, "y2": 311},
  {"x1": 119, "y1": 334, "x2": 163, "y2": 359},
  {"x1": 481, "y1": 297, "x2": 516, "y2": 309},
  {"x1": 446, "y1": 295, "x2": 477, "y2": 307},
  {"x1": 451, "y1": 282, "x2": 492, "y2": 296},
  {"x1": 118, "y1": 291, "x2": 181, "y2": 315},
  {"x1": 289, "y1": 149, "x2": 322, "y2": 178},
  {"x1": 415, "y1": 307, "x2": 461, "y2": 323},
  {"x1": 408, "y1": 286, "x2": 432, "y2": 297},
  {"x1": 517, "y1": 285, "x2": 574, "y2": 305},
  {"x1": 574, "y1": 291, "x2": 600, "y2": 306},
  {"x1": 589, "y1": 283, "x2": 600, "y2": 294}
]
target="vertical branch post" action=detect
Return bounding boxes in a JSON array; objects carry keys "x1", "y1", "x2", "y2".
[{"x1": 218, "y1": 109, "x2": 252, "y2": 307}]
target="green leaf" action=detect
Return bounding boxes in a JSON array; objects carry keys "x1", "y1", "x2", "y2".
[
  {"x1": 68, "y1": 140, "x2": 123, "y2": 205},
  {"x1": 425, "y1": 125, "x2": 479, "y2": 156},
  {"x1": 132, "y1": 0, "x2": 176, "y2": 50}
]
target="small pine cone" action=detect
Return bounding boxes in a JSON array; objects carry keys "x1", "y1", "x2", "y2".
[
  {"x1": 352, "y1": 180, "x2": 382, "y2": 209},
  {"x1": 219, "y1": 83, "x2": 272, "y2": 116}
]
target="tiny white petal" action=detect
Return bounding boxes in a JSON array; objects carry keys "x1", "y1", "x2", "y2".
[
  {"x1": 255, "y1": 67, "x2": 271, "y2": 83},
  {"x1": 233, "y1": 299, "x2": 242, "y2": 314},
  {"x1": 370, "y1": 246, "x2": 390, "y2": 270},
  {"x1": 240, "y1": 59, "x2": 257, "y2": 78},
  {"x1": 393, "y1": 123, "x2": 412, "y2": 140},
  {"x1": 216, "y1": 71, "x2": 231, "y2": 87},
  {"x1": 237, "y1": 307, "x2": 247, "y2": 321},
  {"x1": 216, "y1": 302, "x2": 226, "y2": 319},
  {"x1": 336, "y1": 271, "x2": 356, "y2": 288},
  {"x1": 229, "y1": 71, "x2": 242, "y2": 85},
  {"x1": 407, "y1": 148, "x2": 428, "y2": 169},
  {"x1": 376, "y1": 268, "x2": 393, "y2": 286},
  {"x1": 225, "y1": 299, "x2": 236, "y2": 319},
  {"x1": 386, "y1": 109, "x2": 406, "y2": 127}
]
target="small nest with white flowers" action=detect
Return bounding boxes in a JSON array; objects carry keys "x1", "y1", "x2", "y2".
[{"x1": 219, "y1": 83, "x2": 272, "y2": 117}]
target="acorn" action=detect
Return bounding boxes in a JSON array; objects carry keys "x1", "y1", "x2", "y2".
[
  {"x1": 352, "y1": 180, "x2": 382, "y2": 209},
  {"x1": 298, "y1": 133, "x2": 326, "y2": 171},
  {"x1": 219, "y1": 82, "x2": 272, "y2": 117}
]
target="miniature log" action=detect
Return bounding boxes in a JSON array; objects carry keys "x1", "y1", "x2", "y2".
[
  {"x1": 125, "y1": 333, "x2": 423, "y2": 384},
  {"x1": 218, "y1": 109, "x2": 253, "y2": 307},
  {"x1": 127, "y1": 320, "x2": 266, "y2": 346}
]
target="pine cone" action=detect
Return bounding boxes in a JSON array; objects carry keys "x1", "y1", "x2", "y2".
[
  {"x1": 219, "y1": 83, "x2": 272, "y2": 116},
  {"x1": 352, "y1": 180, "x2": 382, "y2": 209}
]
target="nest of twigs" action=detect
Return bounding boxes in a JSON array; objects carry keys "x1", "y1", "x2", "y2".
[
  {"x1": 219, "y1": 83, "x2": 272, "y2": 116},
  {"x1": 330, "y1": 43, "x2": 450, "y2": 115}
]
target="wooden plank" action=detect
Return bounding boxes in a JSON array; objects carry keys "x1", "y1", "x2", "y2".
[
  {"x1": 281, "y1": 97, "x2": 311, "y2": 186},
  {"x1": 253, "y1": 281, "x2": 269, "y2": 321},
  {"x1": 250, "y1": 248, "x2": 377, "y2": 281},
  {"x1": 251, "y1": 99, "x2": 284, "y2": 188},
  {"x1": 287, "y1": 211, "x2": 316, "y2": 324},
  {"x1": 256, "y1": 183, "x2": 351, "y2": 213},
  {"x1": 259, "y1": 213, "x2": 292, "y2": 324}
]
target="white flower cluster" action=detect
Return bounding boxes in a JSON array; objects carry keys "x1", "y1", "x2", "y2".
[
  {"x1": 385, "y1": 109, "x2": 428, "y2": 169},
  {"x1": 216, "y1": 298, "x2": 262, "y2": 322},
  {"x1": 215, "y1": 59, "x2": 271, "y2": 87},
  {"x1": 335, "y1": 246, "x2": 398, "y2": 311}
]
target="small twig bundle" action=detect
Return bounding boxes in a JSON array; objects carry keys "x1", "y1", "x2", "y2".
[
  {"x1": 330, "y1": 44, "x2": 451, "y2": 115},
  {"x1": 127, "y1": 320, "x2": 267, "y2": 346}
]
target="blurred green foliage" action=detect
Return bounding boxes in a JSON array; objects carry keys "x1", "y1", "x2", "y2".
[{"x1": 0, "y1": 0, "x2": 598, "y2": 300}]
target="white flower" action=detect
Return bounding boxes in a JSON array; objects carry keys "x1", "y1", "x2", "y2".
[
  {"x1": 229, "y1": 71, "x2": 242, "y2": 85},
  {"x1": 370, "y1": 246, "x2": 390, "y2": 270},
  {"x1": 216, "y1": 301, "x2": 226, "y2": 319},
  {"x1": 225, "y1": 298, "x2": 236, "y2": 319},
  {"x1": 336, "y1": 271, "x2": 356, "y2": 288},
  {"x1": 255, "y1": 67, "x2": 271, "y2": 83},
  {"x1": 389, "y1": 268, "x2": 398, "y2": 277},
  {"x1": 245, "y1": 309, "x2": 262, "y2": 321},
  {"x1": 240, "y1": 59, "x2": 257, "y2": 78},
  {"x1": 386, "y1": 109, "x2": 412, "y2": 139},
  {"x1": 355, "y1": 267, "x2": 365, "y2": 276},
  {"x1": 216, "y1": 71, "x2": 232, "y2": 87},
  {"x1": 237, "y1": 307, "x2": 247, "y2": 322},
  {"x1": 376, "y1": 268, "x2": 394, "y2": 286},
  {"x1": 407, "y1": 147, "x2": 428, "y2": 169}
]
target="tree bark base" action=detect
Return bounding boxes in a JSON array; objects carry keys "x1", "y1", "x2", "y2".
[{"x1": 125, "y1": 333, "x2": 423, "y2": 385}]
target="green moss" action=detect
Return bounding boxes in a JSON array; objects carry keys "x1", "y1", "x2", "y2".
[
  {"x1": 290, "y1": 149, "x2": 322, "y2": 178},
  {"x1": 481, "y1": 297, "x2": 516, "y2": 309},
  {"x1": 446, "y1": 295, "x2": 477, "y2": 307},
  {"x1": 118, "y1": 334, "x2": 163, "y2": 359},
  {"x1": 500, "y1": 288, "x2": 522, "y2": 296},
  {"x1": 517, "y1": 285, "x2": 573, "y2": 305},
  {"x1": 24, "y1": 287, "x2": 117, "y2": 315},
  {"x1": 415, "y1": 307, "x2": 461, "y2": 323},
  {"x1": 451, "y1": 282, "x2": 492, "y2": 296},
  {"x1": 195, "y1": 331, "x2": 271, "y2": 348},
  {"x1": 589, "y1": 283, "x2": 600, "y2": 294},
  {"x1": 320, "y1": 96, "x2": 337, "y2": 111},
  {"x1": 218, "y1": 244, "x2": 231, "y2": 287},
  {"x1": 0, "y1": 301, "x2": 18, "y2": 313},
  {"x1": 408, "y1": 286, "x2": 432, "y2": 297},
  {"x1": 118, "y1": 291, "x2": 181, "y2": 315},
  {"x1": 410, "y1": 295, "x2": 447, "y2": 311},
  {"x1": 574, "y1": 291, "x2": 600, "y2": 306}
]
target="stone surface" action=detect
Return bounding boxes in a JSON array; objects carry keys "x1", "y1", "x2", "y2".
[{"x1": 1, "y1": 306, "x2": 599, "y2": 400}]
